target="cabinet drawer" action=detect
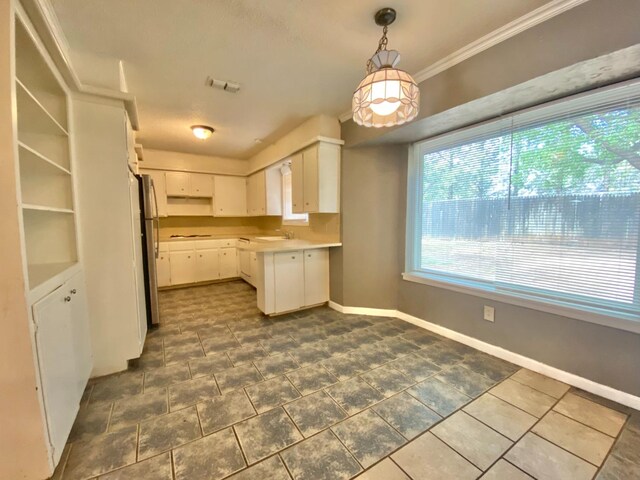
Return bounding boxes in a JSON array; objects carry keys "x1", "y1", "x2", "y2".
[
  {"x1": 169, "y1": 241, "x2": 196, "y2": 251},
  {"x1": 159, "y1": 243, "x2": 170, "y2": 253}
]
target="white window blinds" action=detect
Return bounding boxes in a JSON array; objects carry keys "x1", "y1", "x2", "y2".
[{"x1": 407, "y1": 81, "x2": 640, "y2": 324}]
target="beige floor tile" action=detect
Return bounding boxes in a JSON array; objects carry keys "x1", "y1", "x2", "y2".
[
  {"x1": 464, "y1": 393, "x2": 537, "y2": 441},
  {"x1": 510, "y1": 369, "x2": 570, "y2": 398},
  {"x1": 533, "y1": 410, "x2": 615, "y2": 465},
  {"x1": 506, "y1": 433, "x2": 597, "y2": 480},
  {"x1": 392, "y1": 432, "x2": 481, "y2": 480},
  {"x1": 489, "y1": 379, "x2": 556, "y2": 417},
  {"x1": 355, "y1": 458, "x2": 410, "y2": 480},
  {"x1": 554, "y1": 392, "x2": 627, "y2": 437},
  {"x1": 431, "y1": 411, "x2": 512, "y2": 470},
  {"x1": 480, "y1": 459, "x2": 532, "y2": 479}
]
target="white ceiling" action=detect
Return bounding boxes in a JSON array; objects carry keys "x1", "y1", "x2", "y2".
[{"x1": 50, "y1": 0, "x2": 548, "y2": 159}]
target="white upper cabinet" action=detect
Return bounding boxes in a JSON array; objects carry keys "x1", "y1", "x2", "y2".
[
  {"x1": 291, "y1": 142, "x2": 340, "y2": 214},
  {"x1": 165, "y1": 171, "x2": 213, "y2": 198},
  {"x1": 213, "y1": 176, "x2": 247, "y2": 217},
  {"x1": 247, "y1": 169, "x2": 282, "y2": 216}
]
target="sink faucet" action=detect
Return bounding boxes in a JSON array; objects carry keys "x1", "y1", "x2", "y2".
[{"x1": 283, "y1": 230, "x2": 294, "y2": 239}]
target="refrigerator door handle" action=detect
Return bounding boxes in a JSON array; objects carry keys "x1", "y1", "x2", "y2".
[{"x1": 150, "y1": 180, "x2": 160, "y2": 258}]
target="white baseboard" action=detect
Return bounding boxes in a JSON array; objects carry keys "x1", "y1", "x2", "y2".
[{"x1": 329, "y1": 302, "x2": 640, "y2": 411}]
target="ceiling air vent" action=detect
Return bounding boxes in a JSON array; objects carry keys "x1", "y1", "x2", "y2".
[{"x1": 205, "y1": 76, "x2": 241, "y2": 93}]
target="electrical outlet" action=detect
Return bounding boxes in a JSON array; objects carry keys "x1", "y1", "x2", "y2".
[{"x1": 483, "y1": 305, "x2": 495, "y2": 322}]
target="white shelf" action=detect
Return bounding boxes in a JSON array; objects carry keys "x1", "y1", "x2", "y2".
[
  {"x1": 19, "y1": 142, "x2": 71, "y2": 175},
  {"x1": 22, "y1": 204, "x2": 74, "y2": 214},
  {"x1": 28, "y1": 262, "x2": 77, "y2": 290},
  {"x1": 16, "y1": 79, "x2": 68, "y2": 137}
]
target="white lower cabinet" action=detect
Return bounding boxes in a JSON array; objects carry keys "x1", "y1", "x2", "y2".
[
  {"x1": 169, "y1": 250, "x2": 197, "y2": 285},
  {"x1": 196, "y1": 249, "x2": 220, "y2": 283},
  {"x1": 32, "y1": 271, "x2": 92, "y2": 465},
  {"x1": 258, "y1": 248, "x2": 330, "y2": 315},
  {"x1": 219, "y1": 247, "x2": 238, "y2": 279},
  {"x1": 157, "y1": 252, "x2": 171, "y2": 287}
]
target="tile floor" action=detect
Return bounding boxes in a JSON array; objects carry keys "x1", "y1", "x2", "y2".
[{"x1": 52, "y1": 280, "x2": 640, "y2": 479}]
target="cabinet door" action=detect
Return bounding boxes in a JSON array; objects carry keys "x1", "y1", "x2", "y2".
[
  {"x1": 32, "y1": 287, "x2": 78, "y2": 464},
  {"x1": 250, "y1": 252, "x2": 258, "y2": 287},
  {"x1": 247, "y1": 171, "x2": 266, "y2": 216},
  {"x1": 214, "y1": 176, "x2": 247, "y2": 216},
  {"x1": 274, "y1": 251, "x2": 304, "y2": 312},
  {"x1": 196, "y1": 249, "x2": 220, "y2": 282},
  {"x1": 290, "y1": 152, "x2": 304, "y2": 213},
  {"x1": 169, "y1": 250, "x2": 197, "y2": 285},
  {"x1": 157, "y1": 253, "x2": 171, "y2": 287},
  {"x1": 304, "y1": 249, "x2": 329, "y2": 306},
  {"x1": 165, "y1": 172, "x2": 190, "y2": 196},
  {"x1": 190, "y1": 173, "x2": 213, "y2": 197},
  {"x1": 303, "y1": 146, "x2": 319, "y2": 212},
  {"x1": 66, "y1": 272, "x2": 92, "y2": 398},
  {"x1": 219, "y1": 247, "x2": 237, "y2": 278}
]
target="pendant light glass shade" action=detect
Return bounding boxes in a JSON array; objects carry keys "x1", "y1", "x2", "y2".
[{"x1": 352, "y1": 67, "x2": 419, "y2": 127}]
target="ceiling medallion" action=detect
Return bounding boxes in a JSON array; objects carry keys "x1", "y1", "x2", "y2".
[{"x1": 352, "y1": 7, "x2": 420, "y2": 128}]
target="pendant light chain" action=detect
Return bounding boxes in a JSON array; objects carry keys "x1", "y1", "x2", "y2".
[{"x1": 365, "y1": 25, "x2": 389, "y2": 74}]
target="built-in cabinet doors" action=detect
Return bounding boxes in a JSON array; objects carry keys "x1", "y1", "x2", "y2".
[
  {"x1": 165, "y1": 172, "x2": 190, "y2": 196},
  {"x1": 169, "y1": 250, "x2": 197, "y2": 285},
  {"x1": 195, "y1": 249, "x2": 220, "y2": 283},
  {"x1": 219, "y1": 247, "x2": 238, "y2": 278},
  {"x1": 291, "y1": 152, "x2": 304, "y2": 214},
  {"x1": 302, "y1": 146, "x2": 319, "y2": 212},
  {"x1": 214, "y1": 176, "x2": 247, "y2": 216},
  {"x1": 190, "y1": 173, "x2": 214, "y2": 197},
  {"x1": 247, "y1": 171, "x2": 265, "y2": 216},
  {"x1": 304, "y1": 248, "x2": 330, "y2": 306},
  {"x1": 32, "y1": 271, "x2": 91, "y2": 465},
  {"x1": 157, "y1": 252, "x2": 171, "y2": 287},
  {"x1": 274, "y1": 250, "x2": 305, "y2": 312}
]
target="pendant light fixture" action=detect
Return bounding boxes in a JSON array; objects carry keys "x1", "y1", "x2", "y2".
[{"x1": 352, "y1": 8, "x2": 419, "y2": 128}]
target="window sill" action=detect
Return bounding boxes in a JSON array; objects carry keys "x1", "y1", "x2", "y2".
[
  {"x1": 282, "y1": 220, "x2": 309, "y2": 226},
  {"x1": 402, "y1": 272, "x2": 640, "y2": 334}
]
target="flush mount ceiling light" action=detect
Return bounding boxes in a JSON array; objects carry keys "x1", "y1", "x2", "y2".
[
  {"x1": 352, "y1": 7, "x2": 419, "y2": 128},
  {"x1": 191, "y1": 125, "x2": 214, "y2": 140}
]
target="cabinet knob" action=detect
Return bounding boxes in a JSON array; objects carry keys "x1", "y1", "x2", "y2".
[
  {"x1": 70, "y1": 289, "x2": 77, "y2": 294},
  {"x1": 64, "y1": 296, "x2": 71, "y2": 302},
  {"x1": 187, "y1": 256, "x2": 191, "y2": 259},
  {"x1": 291, "y1": 256, "x2": 296, "y2": 259},
  {"x1": 308, "y1": 254, "x2": 311, "y2": 257}
]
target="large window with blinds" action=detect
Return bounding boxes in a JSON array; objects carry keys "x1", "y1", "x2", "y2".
[{"x1": 405, "y1": 82, "x2": 640, "y2": 326}]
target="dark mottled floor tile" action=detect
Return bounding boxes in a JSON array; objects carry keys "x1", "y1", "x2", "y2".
[
  {"x1": 228, "y1": 344, "x2": 269, "y2": 366},
  {"x1": 436, "y1": 365, "x2": 496, "y2": 397},
  {"x1": 389, "y1": 353, "x2": 440, "y2": 382},
  {"x1": 361, "y1": 365, "x2": 414, "y2": 397},
  {"x1": 460, "y1": 351, "x2": 519, "y2": 382},
  {"x1": 99, "y1": 451, "x2": 172, "y2": 479},
  {"x1": 110, "y1": 389, "x2": 168, "y2": 430},
  {"x1": 227, "y1": 455, "x2": 291, "y2": 480},
  {"x1": 63, "y1": 426, "x2": 137, "y2": 480},
  {"x1": 351, "y1": 345, "x2": 395, "y2": 370},
  {"x1": 68, "y1": 402, "x2": 112, "y2": 442},
  {"x1": 144, "y1": 364, "x2": 191, "y2": 390},
  {"x1": 245, "y1": 376, "x2": 301, "y2": 413},
  {"x1": 254, "y1": 354, "x2": 300, "y2": 379},
  {"x1": 408, "y1": 377, "x2": 471, "y2": 416},
  {"x1": 289, "y1": 345, "x2": 331, "y2": 366},
  {"x1": 417, "y1": 342, "x2": 465, "y2": 368},
  {"x1": 317, "y1": 337, "x2": 359, "y2": 355},
  {"x1": 377, "y1": 337, "x2": 421, "y2": 357},
  {"x1": 138, "y1": 406, "x2": 201, "y2": 459},
  {"x1": 215, "y1": 364, "x2": 264, "y2": 393},
  {"x1": 373, "y1": 391, "x2": 442, "y2": 439},
  {"x1": 281, "y1": 429, "x2": 362, "y2": 480},
  {"x1": 286, "y1": 364, "x2": 339, "y2": 395},
  {"x1": 164, "y1": 342, "x2": 205, "y2": 365},
  {"x1": 169, "y1": 376, "x2": 220, "y2": 410},
  {"x1": 188, "y1": 353, "x2": 232, "y2": 378},
  {"x1": 197, "y1": 390, "x2": 256, "y2": 434},
  {"x1": 260, "y1": 335, "x2": 299, "y2": 355},
  {"x1": 402, "y1": 330, "x2": 442, "y2": 347},
  {"x1": 201, "y1": 335, "x2": 242, "y2": 354},
  {"x1": 332, "y1": 409, "x2": 406, "y2": 468},
  {"x1": 325, "y1": 377, "x2": 385, "y2": 415},
  {"x1": 162, "y1": 331, "x2": 200, "y2": 348},
  {"x1": 173, "y1": 428, "x2": 246, "y2": 480},
  {"x1": 235, "y1": 328, "x2": 272, "y2": 345},
  {"x1": 234, "y1": 407, "x2": 303, "y2": 465},
  {"x1": 284, "y1": 390, "x2": 348, "y2": 437},
  {"x1": 321, "y1": 354, "x2": 368, "y2": 381},
  {"x1": 90, "y1": 372, "x2": 144, "y2": 403}
]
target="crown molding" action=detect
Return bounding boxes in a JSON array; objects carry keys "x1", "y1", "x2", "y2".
[{"x1": 339, "y1": 0, "x2": 590, "y2": 123}]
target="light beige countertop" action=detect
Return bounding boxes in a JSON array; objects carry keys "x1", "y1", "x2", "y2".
[{"x1": 236, "y1": 239, "x2": 342, "y2": 253}]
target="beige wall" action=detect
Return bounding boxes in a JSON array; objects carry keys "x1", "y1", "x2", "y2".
[
  {"x1": 332, "y1": 0, "x2": 640, "y2": 397},
  {"x1": 0, "y1": 1, "x2": 52, "y2": 477}
]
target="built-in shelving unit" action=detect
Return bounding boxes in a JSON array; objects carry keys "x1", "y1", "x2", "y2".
[{"x1": 15, "y1": 18, "x2": 78, "y2": 290}]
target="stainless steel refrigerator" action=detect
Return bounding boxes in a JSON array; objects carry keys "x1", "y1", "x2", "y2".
[{"x1": 137, "y1": 174, "x2": 161, "y2": 325}]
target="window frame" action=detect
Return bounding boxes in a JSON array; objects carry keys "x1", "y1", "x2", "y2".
[{"x1": 404, "y1": 78, "x2": 640, "y2": 334}]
